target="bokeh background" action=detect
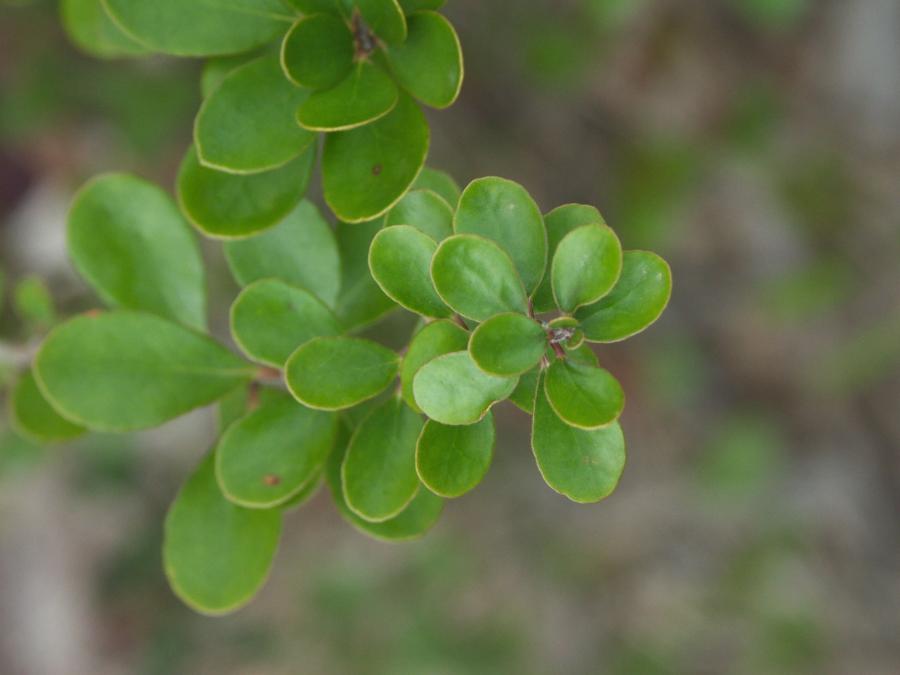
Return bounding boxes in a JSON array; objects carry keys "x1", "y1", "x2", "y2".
[{"x1": 1, "y1": 1, "x2": 899, "y2": 673}]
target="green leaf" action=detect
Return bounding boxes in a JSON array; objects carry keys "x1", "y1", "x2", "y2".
[
  {"x1": 280, "y1": 469, "x2": 324, "y2": 512},
  {"x1": 469, "y1": 312, "x2": 546, "y2": 377},
  {"x1": 386, "y1": 10, "x2": 463, "y2": 108},
  {"x1": 195, "y1": 54, "x2": 315, "y2": 174},
  {"x1": 532, "y1": 372, "x2": 625, "y2": 503},
  {"x1": 357, "y1": 0, "x2": 407, "y2": 45},
  {"x1": 398, "y1": 0, "x2": 445, "y2": 16},
  {"x1": 335, "y1": 218, "x2": 397, "y2": 330},
  {"x1": 385, "y1": 188, "x2": 453, "y2": 241},
  {"x1": 164, "y1": 451, "x2": 282, "y2": 615},
  {"x1": 413, "y1": 351, "x2": 516, "y2": 425},
  {"x1": 577, "y1": 251, "x2": 672, "y2": 342},
  {"x1": 369, "y1": 225, "x2": 450, "y2": 318},
  {"x1": 544, "y1": 359, "x2": 624, "y2": 429},
  {"x1": 430, "y1": 234, "x2": 528, "y2": 321},
  {"x1": 533, "y1": 204, "x2": 604, "y2": 313},
  {"x1": 68, "y1": 173, "x2": 206, "y2": 331},
  {"x1": 280, "y1": 13, "x2": 354, "y2": 90},
  {"x1": 551, "y1": 223, "x2": 622, "y2": 313},
  {"x1": 323, "y1": 92, "x2": 429, "y2": 222},
  {"x1": 230, "y1": 279, "x2": 341, "y2": 367},
  {"x1": 200, "y1": 53, "x2": 254, "y2": 98},
  {"x1": 286, "y1": 0, "x2": 344, "y2": 14},
  {"x1": 400, "y1": 319, "x2": 468, "y2": 413},
  {"x1": 223, "y1": 200, "x2": 341, "y2": 308},
  {"x1": 508, "y1": 344, "x2": 598, "y2": 414},
  {"x1": 177, "y1": 143, "x2": 314, "y2": 239},
  {"x1": 216, "y1": 391, "x2": 337, "y2": 508},
  {"x1": 454, "y1": 177, "x2": 547, "y2": 295},
  {"x1": 61, "y1": 0, "x2": 149, "y2": 58},
  {"x1": 413, "y1": 167, "x2": 460, "y2": 206},
  {"x1": 327, "y1": 421, "x2": 443, "y2": 540},
  {"x1": 9, "y1": 370, "x2": 85, "y2": 444},
  {"x1": 35, "y1": 312, "x2": 253, "y2": 432},
  {"x1": 342, "y1": 397, "x2": 422, "y2": 521},
  {"x1": 285, "y1": 336, "x2": 399, "y2": 410},
  {"x1": 297, "y1": 61, "x2": 399, "y2": 132},
  {"x1": 13, "y1": 277, "x2": 56, "y2": 329},
  {"x1": 103, "y1": 0, "x2": 291, "y2": 56},
  {"x1": 416, "y1": 412, "x2": 494, "y2": 497},
  {"x1": 218, "y1": 384, "x2": 249, "y2": 434}
]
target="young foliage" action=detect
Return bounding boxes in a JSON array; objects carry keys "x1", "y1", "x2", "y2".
[{"x1": 23, "y1": 0, "x2": 677, "y2": 615}]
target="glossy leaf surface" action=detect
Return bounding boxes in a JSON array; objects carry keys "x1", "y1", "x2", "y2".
[
  {"x1": 35, "y1": 312, "x2": 252, "y2": 431},
  {"x1": 413, "y1": 351, "x2": 516, "y2": 426},
  {"x1": 386, "y1": 11, "x2": 462, "y2": 108},
  {"x1": 469, "y1": 313, "x2": 546, "y2": 377},
  {"x1": 343, "y1": 397, "x2": 423, "y2": 521},
  {"x1": 9, "y1": 370, "x2": 85, "y2": 443},
  {"x1": 454, "y1": 177, "x2": 547, "y2": 295},
  {"x1": 551, "y1": 223, "x2": 622, "y2": 313},
  {"x1": 230, "y1": 279, "x2": 341, "y2": 367},
  {"x1": 223, "y1": 200, "x2": 341, "y2": 308},
  {"x1": 544, "y1": 360, "x2": 624, "y2": 429},
  {"x1": 297, "y1": 61, "x2": 399, "y2": 132},
  {"x1": 357, "y1": 0, "x2": 407, "y2": 45},
  {"x1": 334, "y1": 218, "x2": 397, "y2": 330},
  {"x1": 431, "y1": 235, "x2": 528, "y2": 321},
  {"x1": 577, "y1": 251, "x2": 672, "y2": 342},
  {"x1": 413, "y1": 167, "x2": 460, "y2": 206},
  {"x1": 177, "y1": 144, "x2": 314, "y2": 238},
  {"x1": 217, "y1": 392, "x2": 337, "y2": 507},
  {"x1": 285, "y1": 337, "x2": 398, "y2": 410},
  {"x1": 369, "y1": 225, "x2": 450, "y2": 318},
  {"x1": 164, "y1": 452, "x2": 281, "y2": 616},
  {"x1": 385, "y1": 188, "x2": 453, "y2": 241},
  {"x1": 281, "y1": 13, "x2": 354, "y2": 89},
  {"x1": 416, "y1": 413, "x2": 494, "y2": 498},
  {"x1": 323, "y1": 93, "x2": 429, "y2": 222},
  {"x1": 68, "y1": 173, "x2": 206, "y2": 331},
  {"x1": 62, "y1": 0, "x2": 148, "y2": 58},
  {"x1": 196, "y1": 54, "x2": 315, "y2": 174},
  {"x1": 400, "y1": 319, "x2": 468, "y2": 413},
  {"x1": 103, "y1": 0, "x2": 290, "y2": 56},
  {"x1": 532, "y1": 373, "x2": 626, "y2": 503}
]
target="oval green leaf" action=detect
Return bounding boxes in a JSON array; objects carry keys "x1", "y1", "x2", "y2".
[
  {"x1": 533, "y1": 203, "x2": 605, "y2": 313},
  {"x1": 327, "y1": 421, "x2": 443, "y2": 540},
  {"x1": 454, "y1": 177, "x2": 547, "y2": 295},
  {"x1": 62, "y1": 0, "x2": 149, "y2": 58},
  {"x1": 413, "y1": 351, "x2": 516, "y2": 426},
  {"x1": 216, "y1": 392, "x2": 337, "y2": 508},
  {"x1": 285, "y1": 336, "x2": 398, "y2": 410},
  {"x1": 103, "y1": 0, "x2": 290, "y2": 56},
  {"x1": 469, "y1": 312, "x2": 546, "y2": 377},
  {"x1": 357, "y1": 0, "x2": 407, "y2": 45},
  {"x1": 223, "y1": 200, "x2": 341, "y2": 308},
  {"x1": 385, "y1": 188, "x2": 453, "y2": 241},
  {"x1": 200, "y1": 53, "x2": 253, "y2": 98},
  {"x1": 177, "y1": 143, "x2": 314, "y2": 239},
  {"x1": 544, "y1": 359, "x2": 624, "y2": 429},
  {"x1": 68, "y1": 173, "x2": 206, "y2": 331},
  {"x1": 297, "y1": 61, "x2": 399, "y2": 132},
  {"x1": 9, "y1": 369, "x2": 86, "y2": 444},
  {"x1": 551, "y1": 223, "x2": 623, "y2": 313},
  {"x1": 34, "y1": 312, "x2": 253, "y2": 432},
  {"x1": 163, "y1": 451, "x2": 282, "y2": 616},
  {"x1": 532, "y1": 372, "x2": 625, "y2": 503},
  {"x1": 399, "y1": 0, "x2": 444, "y2": 13},
  {"x1": 416, "y1": 413, "x2": 494, "y2": 498},
  {"x1": 413, "y1": 167, "x2": 460, "y2": 206},
  {"x1": 577, "y1": 251, "x2": 672, "y2": 343},
  {"x1": 335, "y1": 218, "x2": 397, "y2": 330},
  {"x1": 369, "y1": 225, "x2": 450, "y2": 318},
  {"x1": 280, "y1": 13, "x2": 354, "y2": 90},
  {"x1": 400, "y1": 319, "x2": 469, "y2": 413},
  {"x1": 342, "y1": 397, "x2": 422, "y2": 521},
  {"x1": 386, "y1": 10, "x2": 463, "y2": 108},
  {"x1": 230, "y1": 279, "x2": 341, "y2": 367},
  {"x1": 196, "y1": 53, "x2": 315, "y2": 174},
  {"x1": 323, "y1": 92, "x2": 429, "y2": 222},
  {"x1": 431, "y1": 234, "x2": 528, "y2": 321}
]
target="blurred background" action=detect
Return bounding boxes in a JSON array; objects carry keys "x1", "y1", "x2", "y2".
[{"x1": 1, "y1": 0, "x2": 899, "y2": 673}]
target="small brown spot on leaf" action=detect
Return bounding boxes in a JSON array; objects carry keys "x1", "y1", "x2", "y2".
[
  {"x1": 372, "y1": 164, "x2": 382, "y2": 176},
  {"x1": 263, "y1": 474, "x2": 281, "y2": 486}
]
